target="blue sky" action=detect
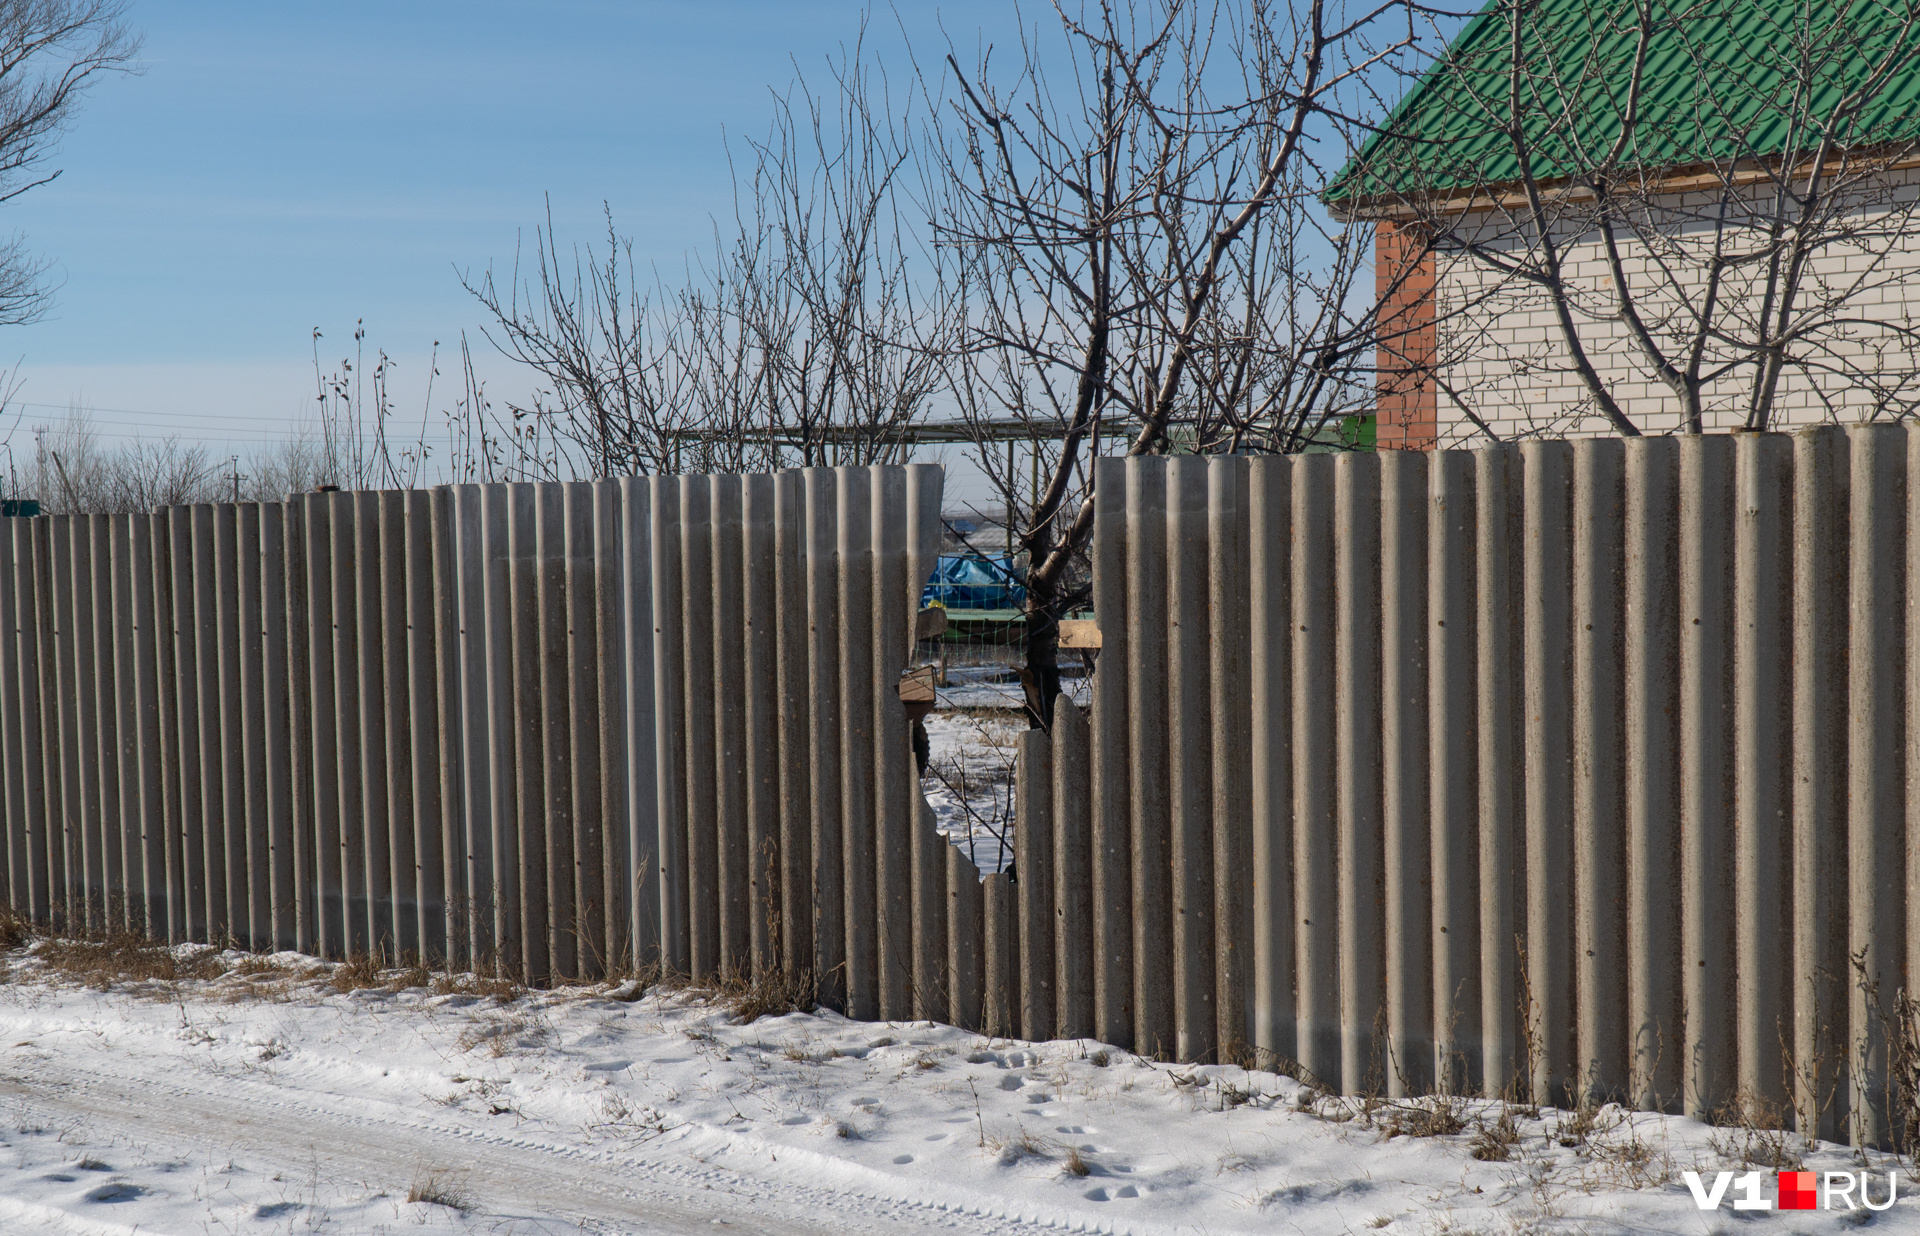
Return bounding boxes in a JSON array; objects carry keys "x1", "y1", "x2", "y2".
[{"x1": 0, "y1": 1, "x2": 968, "y2": 461}]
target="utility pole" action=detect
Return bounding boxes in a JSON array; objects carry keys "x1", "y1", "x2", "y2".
[{"x1": 229, "y1": 455, "x2": 242, "y2": 503}]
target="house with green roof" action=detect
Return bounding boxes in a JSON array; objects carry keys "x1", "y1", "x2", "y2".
[{"x1": 1333, "y1": 0, "x2": 1920, "y2": 446}]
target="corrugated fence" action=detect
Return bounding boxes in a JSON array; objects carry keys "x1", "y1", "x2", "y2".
[
  {"x1": 0, "y1": 467, "x2": 1024, "y2": 1033},
  {"x1": 1012, "y1": 428, "x2": 1896, "y2": 1145},
  {"x1": 8, "y1": 432, "x2": 1917, "y2": 1145}
]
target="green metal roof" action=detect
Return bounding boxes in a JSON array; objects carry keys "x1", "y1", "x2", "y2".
[{"x1": 1334, "y1": 0, "x2": 1920, "y2": 202}]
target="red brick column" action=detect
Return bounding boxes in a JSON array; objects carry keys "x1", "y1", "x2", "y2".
[{"x1": 1375, "y1": 220, "x2": 1438, "y2": 451}]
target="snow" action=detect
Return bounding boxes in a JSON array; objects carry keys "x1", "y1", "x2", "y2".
[{"x1": 0, "y1": 946, "x2": 1911, "y2": 1234}]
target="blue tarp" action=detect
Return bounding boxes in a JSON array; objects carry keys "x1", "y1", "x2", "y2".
[{"x1": 920, "y1": 554, "x2": 1025, "y2": 610}]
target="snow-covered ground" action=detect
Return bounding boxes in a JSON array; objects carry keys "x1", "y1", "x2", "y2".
[
  {"x1": 0, "y1": 943, "x2": 1911, "y2": 1235},
  {"x1": 921, "y1": 710, "x2": 1022, "y2": 873}
]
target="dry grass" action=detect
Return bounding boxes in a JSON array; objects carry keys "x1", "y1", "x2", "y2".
[
  {"x1": 328, "y1": 953, "x2": 383, "y2": 993},
  {"x1": 1709, "y1": 1090, "x2": 1803, "y2": 1171},
  {"x1": 431, "y1": 971, "x2": 520, "y2": 1002},
  {"x1": 32, "y1": 933, "x2": 227, "y2": 991},
  {"x1": 1469, "y1": 1108, "x2": 1522, "y2": 1162},
  {"x1": 1062, "y1": 1145, "x2": 1092, "y2": 1176},
  {"x1": 1376, "y1": 1094, "x2": 1471, "y2": 1141},
  {"x1": 721, "y1": 967, "x2": 815, "y2": 1024},
  {"x1": 986, "y1": 1125, "x2": 1051, "y2": 1164},
  {"x1": 406, "y1": 1170, "x2": 473, "y2": 1211}
]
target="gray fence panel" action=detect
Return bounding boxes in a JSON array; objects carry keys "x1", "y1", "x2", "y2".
[
  {"x1": 649, "y1": 476, "x2": 688, "y2": 974},
  {"x1": 743, "y1": 474, "x2": 779, "y2": 979},
  {"x1": 1091, "y1": 457, "x2": 1134, "y2": 1051},
  {"x1": 1474, "y1": 446, "x2": 1523, "y2": 1098},
  {"x1": 1052, "y1": 701, "x2": 1092, "y2": 1040},
  {"x1": 1680, "y1": 434, "x2": 1737, "y2": 1121},
  {"x1": 1736, "y1": 433, "x2": 1791, "y2": 1113},
  {"x1": 1015, "y1": 727, "x2": 1054, "y2": 1042},
  {"x1": 1849, "y1": 424, "x2": 1906, "y2": 1147},
  {"x1": 1248, "y1": 456, "x2": 1292, "y2": 1069},
  {"x1": 837, "y1": 467, "x2": 877, "y2": 1019},
  {"x1": 1793, "y1": 426, "x2": 1849, "y2": 1143},
  {"x1": 1292, "y1": 454, "x2": 1338, "y2": 1083},
  {"x1": 1379, "y1": 450, "x2": 1429, "y2": 1097},
  {"x1": 1167, "y1": 456, "x2": 1213, "y2": 1064},
  {"x1": 1522, "y1": 441, "x2": 1574, "y2": 1106},
  {"x1": 772, "y1": 470, "x2": 811, "y2": 983},
  {"x1": 710, "y1": 474, "x2": 748, "y2": 979},
  {"x1": 678, "y1": 475, "x2": 717, "y2": 981},
  {"x1": 50, "y1": 517, "x2": 82, "y2": 930},
  {"x1": 1570, "y1": 440, "x2": 1625, "y2": 1105},
  {"x1": 1623, "y1": 438, "x2": 1682, "y2": 1113},
  {"x1": 874, "y1": 465, "x2": 914, "y2": 1020},
  {"x1": 1126, "y1": 458, "x2": 1173, "y2": 1059}
]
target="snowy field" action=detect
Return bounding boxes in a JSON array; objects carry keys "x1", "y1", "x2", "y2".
[{"x1": 0, "y1": 942, "x2": 1911, "y2": 1235}]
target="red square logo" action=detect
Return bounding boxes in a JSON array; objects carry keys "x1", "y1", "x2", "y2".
[{"x1": 1779, "y1": 1171, "x2": 1817, "y2": 1210}]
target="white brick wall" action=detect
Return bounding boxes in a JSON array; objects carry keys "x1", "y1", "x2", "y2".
[{"x1": 1424, "y1": 168, "x2": 1920, "y2": 445}]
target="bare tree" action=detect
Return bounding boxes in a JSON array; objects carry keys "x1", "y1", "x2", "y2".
[
  {"x1": 461, "y1": 31, "x2": 952, "y2": 482},
  {"x1": 0, "y1": 1, "x2": 139, "y2": 326},
  {"x1": 1350, "y1": 0, "x2": 1920, "y2": 437},
  {"x1": 928, "y1": 0, "x2": 1424, "y2": 722}
]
